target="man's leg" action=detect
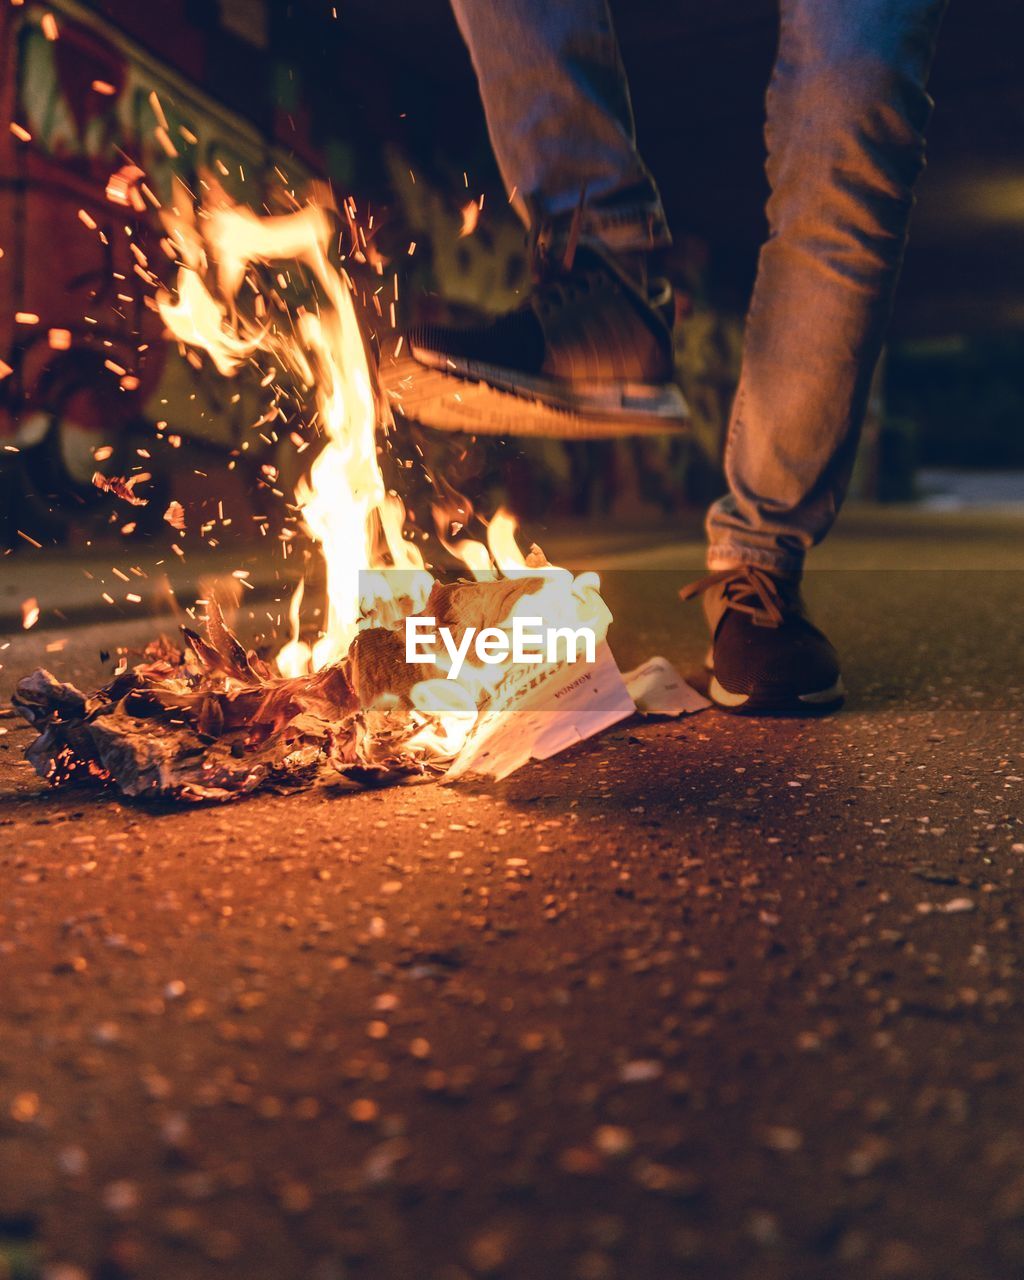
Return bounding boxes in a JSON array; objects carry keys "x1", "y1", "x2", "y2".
[
  {"x1": 448, "y1": 0, "x2": 669, "y2": 254},
  {"x1": 682, "y1": 0, "x2": 948, "y2": 714},
  {"x1": 706, "y1": 0, "x2": 948, "y2": 577},
  {"x1": 382, "y1": 0, "x2": 685, "y2": 439}
]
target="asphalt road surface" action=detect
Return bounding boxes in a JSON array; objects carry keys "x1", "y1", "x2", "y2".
[{"x1": 1, "y1": 509, "x2": 1023, "y2": 1280}]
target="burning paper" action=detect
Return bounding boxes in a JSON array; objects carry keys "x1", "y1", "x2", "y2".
[
  {"x1": 13, "y1": 185, "x2": 706, "y2": 801},
  {"x1": 446, "y1": 641, "x2": 636, "y2": 782},
  {"x1": 12, "y1": 608, "x2": 423, "y2": 802},
  {"x1": 12, "y1": 595, "x2": 704, "y2": 801}
]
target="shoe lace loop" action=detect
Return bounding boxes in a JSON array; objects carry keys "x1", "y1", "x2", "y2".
[
  {"x1": 561, "y1": 185, "x2": 587, "y2": 273},
  {"x1": 679, "y1": 566, "x2": 786, "y2": 627}
]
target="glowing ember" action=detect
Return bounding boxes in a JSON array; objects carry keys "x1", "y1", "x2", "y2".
[
  {"x1": 163, "y1": 501, "x2": 186, "y2": 531},
  {"x1": 92, "y1": 473, "x2": 149, "y2": 506},
  {"x1": 21, "y1": 598, "x2": 40, "y2": 630},
  {"x1": 459, "y1": 199, "x2": 481, "y2": 238},
  {"x1": 105, "y1": 164, "x2": 146, "y2": 212}
]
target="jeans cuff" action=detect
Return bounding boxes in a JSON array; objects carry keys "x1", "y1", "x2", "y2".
[
  {"x1": 579, "y1": 204, "x2": 672, "y2": 253},
  {"x1": 538, "y1": 199, "x2": 672, "y2": 254},
  {"x1": 706, "y1": 544, "x2": 804, "y2": 581}
]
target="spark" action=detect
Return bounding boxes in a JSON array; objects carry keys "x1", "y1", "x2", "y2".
[{"x1": 148, "y1": 90, "x2": 169, "y2": 131}]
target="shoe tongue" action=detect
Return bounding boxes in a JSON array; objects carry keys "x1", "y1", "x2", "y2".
[
  {"x1": 537, "y1": 240, "x2": 639, "y2": 288},
  {"x1": 577, "y1": 242, "x2": 646, "y2": 290}
]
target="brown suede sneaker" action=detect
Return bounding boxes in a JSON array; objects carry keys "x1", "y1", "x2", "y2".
[
  {"x1": 380, "y1": 242, "x2": 689, "y2": 439},
  {"x1": 680, "y1": 567, "x2": 845, "y2": 715}
]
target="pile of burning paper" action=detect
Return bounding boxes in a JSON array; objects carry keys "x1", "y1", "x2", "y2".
[
  {"x1": 12, "y1": 590, "x2": 704, "y2": 802},
  {"x1": 12, "y1": 185, "x2": 706, "y2": 802}
]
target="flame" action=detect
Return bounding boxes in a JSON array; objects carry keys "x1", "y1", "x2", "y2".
[
  {"x1": 158, "y1": 190, "x2": 432, "y2": 669},
  {"x1": 409, "y1": 506, "x2": 612, "y2": 758},
  {"x1": 156, "y1": 185, "x2": 612, "y2": 770},
  {"x1": 275, "y1": 578, "x2": 311, "y2": 679}
]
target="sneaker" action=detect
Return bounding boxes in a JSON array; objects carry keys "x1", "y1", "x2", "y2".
[
  {"x1": 379, "y1": 240, "x2": 689, "y2": 438},
  {"x1": 680, "y1": 566, "x2": 845, "y2": 715}
]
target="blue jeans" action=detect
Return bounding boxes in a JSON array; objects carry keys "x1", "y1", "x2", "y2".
[{"x1": 450, "y1": 0, "x2": 947, "y2": 576}]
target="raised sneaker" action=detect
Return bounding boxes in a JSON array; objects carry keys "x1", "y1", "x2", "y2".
[{"x1": 380, "y1": 241, "x2": 689, "y2": 439}]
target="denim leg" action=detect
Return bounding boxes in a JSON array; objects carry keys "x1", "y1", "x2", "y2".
[
  {"x1": 706, "y1": 0, "x2": 948, "y2": 578},
  {"x1": 449, "y1": 0, "x2": 670, "y2": 252}
]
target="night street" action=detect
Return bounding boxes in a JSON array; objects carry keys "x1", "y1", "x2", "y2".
[
  {"x1": 2, "y1": 509, "x2": 1022, "y2": 1280},
  {"x1": 2, "y1": 0, "x2": 1023, "y2": 1274}
]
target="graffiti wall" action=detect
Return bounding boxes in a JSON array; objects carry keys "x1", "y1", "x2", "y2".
[{"x1": 0, "y1": 0, "x2": 313, "y2": 543}]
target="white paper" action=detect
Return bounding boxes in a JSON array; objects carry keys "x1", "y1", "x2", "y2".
[
  {"x1": 445, "y1": 641, "x2": 635, "y2": 781},
  {"x1": 445, "y1": 648, "x2": 708, "y2": 781},
  {"x1": 623, "y1": 655, "x2": 711, "y2": 716}
]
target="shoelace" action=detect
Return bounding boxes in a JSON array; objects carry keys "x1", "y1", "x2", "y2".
[
  {"x1": 679, "y1": 566, "x2": 786, "y2": 627},
  {"x1": 528, "y1": 186, "x2": 589, "y2": 281},
  {"x1": 561, "y1": 185, "x2": 587, "y2": 273}
]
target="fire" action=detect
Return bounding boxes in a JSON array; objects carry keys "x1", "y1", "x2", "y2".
[
  {"x1": 156, "y1": 184, "x2": 614, "y2": 771},
  {"x1": 157, "y1": 187, "x2": 430, "y2": 668}
]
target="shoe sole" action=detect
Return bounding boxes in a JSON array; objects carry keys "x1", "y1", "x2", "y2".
[
  {"x1": 708, "y1": 673, "x2": 846, "y2": 717},
  {"x1": 380, "y1": 348, "x2": 690, "y2": 439}
]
